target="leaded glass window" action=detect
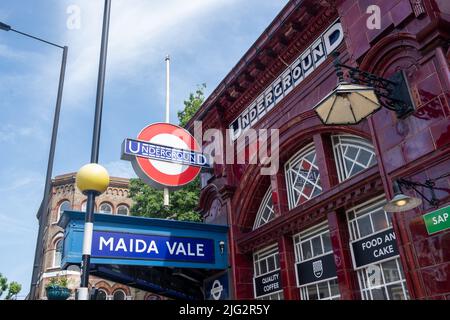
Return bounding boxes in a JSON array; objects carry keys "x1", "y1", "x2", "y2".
[
  {"x1": 285, "y1": 143, "x2": 322, "y2": 209},
  {"x1": 253, "y1": 188, "x2": 275, "y2": 230},
  {"x1": 332, "y1": 135, "x2": 377, "y2": 182}
]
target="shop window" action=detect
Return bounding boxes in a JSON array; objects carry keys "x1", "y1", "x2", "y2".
[
  {"x1": 347, "y1": 197, "x2": 409, "y2": 300},
  {"x1": 117, "y1": 205, "x2": 129, "y2": 215},
  {"x1": 253, "y1": 188, "x2": 275, "y2": 230},
  {"x1": 293, "y1": 224, "x2": 340, "y2": 300},
  {"x1": 285, "y1": 143, "x2": 322, "y2": 209},
  {"x1": 332, "y1": 135, "x2": 377, "y2": 182},
  {"x1": 53, "y1": 238, "x2": 63, "y2": 268},
  {"x1": 99, "y1": 203, "x2": 113, "y2": 214},
  {"x1": 57, "y1": 200, "x2": 71, "y2": 222},
  {"x1": 253, "y1": 245, "x2": 284, "y2": 300}
]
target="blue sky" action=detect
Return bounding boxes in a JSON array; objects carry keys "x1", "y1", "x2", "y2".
[{"x1": 0, "y1": 0, "x2": 288, "y2": 298}]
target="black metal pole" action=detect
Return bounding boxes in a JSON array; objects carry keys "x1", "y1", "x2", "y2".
[
  {"x1": 29, "y1": 45, "x2": 68, "y2": 300},
  {"x1": 78, "y1": 0, "x2": 111, "y2": 300}
]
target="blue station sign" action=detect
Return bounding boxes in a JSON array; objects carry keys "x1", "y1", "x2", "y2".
[
  {"x1": 58, "y1": 211, "x2": 228, "y2": 270},
  {"x1": 122, "y1": 138, "x2": 209, "y2": 168},
  {"x1": 91, "y1": 230, "x2": 214, "y2": 264}
]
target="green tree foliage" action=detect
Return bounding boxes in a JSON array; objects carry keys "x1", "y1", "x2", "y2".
[
  {"x1": 129, "y1": 84, "x2": 206, "y2": 222},
  {"x1": 177, "y1": 83, "x2": 206, "y2": 127},
  {"x1": 0, "y1": 273, "x2": 8, "y2": 298},
  {"x1": 4, "y1": 281, "x2": 21, "y2": 300}
]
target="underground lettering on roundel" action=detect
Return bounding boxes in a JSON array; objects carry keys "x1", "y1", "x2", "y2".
[{"x1": 361, "y1": 232, "x2": 396, "y2": 258}]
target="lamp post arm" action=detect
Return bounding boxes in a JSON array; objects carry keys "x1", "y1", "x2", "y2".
[
  {"x1": 397, "y1": 178, "x2": 439, "y2": 206},
  {"x1": 29, "y1": 45, "x2": 68, "y2": 300},
  {"x1": 10, "y1": 28, "x2": 65, "y2": 49}
]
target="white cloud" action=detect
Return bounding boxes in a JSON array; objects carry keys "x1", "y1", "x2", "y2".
[
  {"x1": 0, "y1": 123, "x2": 47, "y2": 144},
  {"x1": 104, "y1": 160, "x2": 136, "y2": 179},
  {"x1": 61, "y1": 0, "x2": 236, "y2": 108}
]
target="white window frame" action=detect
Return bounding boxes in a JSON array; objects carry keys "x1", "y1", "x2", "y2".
[
  {"x1": 112, "y1": 289, "x2": 127, "y2": 300},
  {"x1": 285, "y1": 142, "x2": 322, "y2": 210},
  {"x1": 57, "y1": 200, "x2": 71, "y2": 223},
  {"x1": 253, "y1": 188, "x2": 275, "y2": 230},
  {"x1": 332, "y1": 134, "x2": 377, "y2": 182},
  {"x1": 96, "y1": 289, "x2": 108, "y2": 300},
  {"x1": 99, "y1": 202, "x2": 113, "y2": 214},
  {"x1": 293, "y1": 222, "x2": 340, "y2": 300},
  {"x1": 52, "y1": 236, "x2": 64, "y2": 268},
  {"x1": 347, "y1": 196, "x2": 409, "y2": 300},
  {"x1": 253, "y1": 244, "x2": 283, "y2": 300},
  {"x1": 116, "y1": 204, "x2": 129, "y2": 216}
]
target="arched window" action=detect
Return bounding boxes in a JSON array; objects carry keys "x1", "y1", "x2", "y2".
[
  {"x1": 99, "y1": 203, "x2": 112, "y2": 214},
  {"x1": 253, "y1": 188, "x2": 275, "y2": 230},
  {"x1": 113, "y1": 289, "x2": 126, "y2": 300},
  {"x1": 57, "y1": 200, "x2": 71, "y2": 222},
  {"x1": 96, "y1": 289, "x2": 107, "y2": 300},
  {"x1": 53, "y1": 238, "x2": 63, "y2": 267},
  {"x1": 285, "y1": 143, "x2": 322, "y2": 210},
  {"x1": 117, "y1": 205, "x2": 129, "y2": 216},
  {"x1": 332, "y1": 135, "x2": 377, "y2": 182},
  {"x1": 81, "y1": 201, "x2": 97, "y2": 212}
]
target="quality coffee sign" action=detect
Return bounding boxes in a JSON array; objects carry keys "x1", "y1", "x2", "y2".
[
  {"x1": 253, "y1": 270, "x2": 283, "y2": 298},
  {"x1": 350, "y1": 228, "x2": 399, "y2": 269}
]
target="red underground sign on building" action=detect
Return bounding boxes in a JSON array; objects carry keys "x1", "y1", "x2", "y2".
[{"x1": 121, "y1": 122, "x2": 209, "y2": 189}]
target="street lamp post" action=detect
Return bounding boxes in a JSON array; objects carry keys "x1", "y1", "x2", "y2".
[
  {"x1": 75, "y1": 0, "x2": 112, "y2": 300},
  {"x1": 0, "y1": 21, "x2": 68, "y2": 300}
]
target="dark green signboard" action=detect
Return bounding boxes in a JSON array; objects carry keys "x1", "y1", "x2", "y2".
[{"x1": 423, "y1": 205, "x2": 450, "y2": 235}]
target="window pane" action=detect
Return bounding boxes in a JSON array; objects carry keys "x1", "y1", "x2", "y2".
[
  {"x1": 285, "y1": 144, "x2": 322, "y2": 209},
  {"x1": 329, "y1": 279, "x2": 340, "y2": 296},
  {"x1": 371, "y1": 210, "x2": 388, "y2": 232},
  {"x1": 113, "y1": 291, "x2": 125, "y2": 300},
  {"x1": 267, "y1": 256, "x2": 275, "y2": 271},
  {"x1": 357, "y1": 215, "x2": 373, "y2": 237},
  {"x1": 358, "y1": 149, "x2": 372, "y2": 165},
  {"x1": 97, "y1": 290, "x2": 107, "y2": 300},
  {"x1": 322, "y1": 232, "x2": 332, "y2": 253},
  {"x1": 100, "y1": 203, "x2": 112, "y2": 214},
  {"x1": 307, "y1": 285, "x2": 318, "y2": 300},
  {"x1": 371, "y1": 288, "x2": 387, "y2": 300},
  {"x1": 345, "y1": 146, "x2": 358, "y2": 159},
  {"x1": 260, "y1": 260, "x2": 268, "y2": 275},
  {"x1": 349, "y1": 163, "x2": 365, "y2": 176},
  {"x1": 382, "y1": 260, "x2": 400, "y2": 283},
  {"x1": 318, "y1": 282, "x2": 330, "y2": 299},
  {"x1": 386, "y1": 284, "x2": 405, "y2": 300},
  {"x1": 311, "y1": 236, "x2": 323, "y2": 256},
  {"x1": 302, "y1": 241, "x2": 313, "y2": 260},
  {"x1": 117, "y1": 205, "x2": 129, "y2": 215},
  {"x1": 332, "y1": 135, "x2": 377, "y2": 182}
]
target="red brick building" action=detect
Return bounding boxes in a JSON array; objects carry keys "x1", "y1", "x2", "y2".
[{"x1": 188, "y1": 0, "x2": 450, "y2": 300}]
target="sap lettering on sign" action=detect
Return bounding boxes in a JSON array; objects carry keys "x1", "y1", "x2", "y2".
[
  {"x1": 98, "y1": 236, "x2": 204, "y2": 257},
  {"x1": 432, "y1": 212, "x2": 448, "y2": 225}
]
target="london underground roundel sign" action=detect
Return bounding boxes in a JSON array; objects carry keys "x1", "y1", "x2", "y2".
[{"x1": 121, "y1": 123, "x2": 209, "y2": 189}]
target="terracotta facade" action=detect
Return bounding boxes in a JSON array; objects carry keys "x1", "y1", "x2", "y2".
[{"x1": 189, "y1": 0, "x2": 450, "y2": 300}]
